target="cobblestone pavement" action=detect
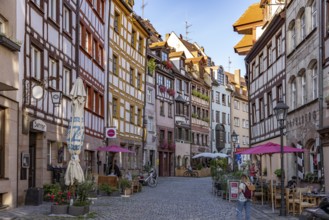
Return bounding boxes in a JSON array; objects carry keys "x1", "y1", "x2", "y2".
[{"x1": 0, "y1": 177, "x2": 299, "y2": 220}]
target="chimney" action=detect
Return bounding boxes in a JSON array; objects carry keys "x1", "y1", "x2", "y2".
[
  {"x1": 179, "y1": 34, "x2": 183, "y2": 39},
  {"x1": 234, "y1": 69, "x2": 241, "y2": 85}
]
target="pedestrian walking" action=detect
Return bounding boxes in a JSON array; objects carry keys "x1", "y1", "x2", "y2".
[{"x1": 236, "y1": 174, "x2": 252, "y2": 220}]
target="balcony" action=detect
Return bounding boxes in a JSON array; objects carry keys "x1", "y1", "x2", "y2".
[{"x1": 191, "y1": 117, "x2": 209, "y2": 127}]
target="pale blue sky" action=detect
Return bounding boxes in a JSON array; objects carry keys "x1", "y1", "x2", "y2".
[{"x1": 134, "y1": 0, "x2": 258, "y2": 75}]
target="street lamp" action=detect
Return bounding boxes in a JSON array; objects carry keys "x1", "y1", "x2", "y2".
[
  {"x1": 231, "y1": 130, "x2": 238, "y2": 171},
  {"x1": 273, "y1": 99, "x2": 289, "y2": 216}
]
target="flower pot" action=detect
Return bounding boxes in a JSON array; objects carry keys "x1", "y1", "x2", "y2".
[
  {"x1": 51, "y1": 204, "x2": 68, "y2": 214},
  {"x1": 68, "y1": 205, "x2": 89, "y2": 216}
]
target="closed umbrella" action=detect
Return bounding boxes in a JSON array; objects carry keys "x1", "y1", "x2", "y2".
[
  {"x1": 64, "y1": 77, "x2": 87, "y2": 186},
  {"x1": 192, "y1": 152, "x2": 228, "y2": 159}
]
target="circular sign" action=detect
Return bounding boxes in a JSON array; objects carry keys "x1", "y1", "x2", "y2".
[
  {"x1": 32, "y1": 85, "x2": 44, "y2": 100},
  {"x1": 106, "y1": 128, "x2": 116, "y2": 138}
]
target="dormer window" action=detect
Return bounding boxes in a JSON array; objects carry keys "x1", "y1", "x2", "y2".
[{"x1": 161, "y1": 52, "x2": 168, "y2": 61}]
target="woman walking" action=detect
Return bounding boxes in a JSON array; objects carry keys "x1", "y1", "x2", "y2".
[{"x1": 236, "y1": 174, "x2": 252, "y2": 220}]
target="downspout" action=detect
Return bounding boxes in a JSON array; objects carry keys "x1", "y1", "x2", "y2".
[
  {"x1": 76, "y1": 0, "x2": 81, "y2": 77},
  {"x1": 142, "y1": 38, "x2": 149, "y2": 167}
]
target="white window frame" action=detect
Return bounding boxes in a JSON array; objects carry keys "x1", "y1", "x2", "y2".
[
  {"x1": 301, "y1": 74, "x2": 306, "y2": 105},
  {"x1": 301, "y1": 12, "x2": 306, "y2": 40},
  {"x1": 312, "y1": 1, "x2": 317, "y2": 29},
  {"x1": 49, "y1": 58, "x2": 57, "y2": 88},
  {"x1": 312, "y1": 65, "x2": 318, "y2": 99},
  {"x1": 31, "y1": 46, "x2": 41, "y2": 79},
  {"x1": 0, "y1": 16, "x2": 5, "y2": 34},
  {"x1": 148, "y1": 117, "x2": 154, "y2": 132},
  {"x1": 291, "y1": 80, "x2": 297, "y2": 109},
  {"x1": 48, "y1": 0, "x2": 57, "y2": 21},
  {"x1": 63, "y1": 6, "x2": 70, "y2": 33},
  {"x1": 147, "y1": 88, "x2": 152, "y2": 103},
  {"x1": 291, "y1": 25, "x2": 296, "y2": 49}
]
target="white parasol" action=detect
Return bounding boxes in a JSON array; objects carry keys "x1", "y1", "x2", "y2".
[
  {"x1": 192, "y1": 152, "x2": 228, "y2": 159},
  {"x1": 64, "y1": 77, "x2": 87, "y2": 186}
]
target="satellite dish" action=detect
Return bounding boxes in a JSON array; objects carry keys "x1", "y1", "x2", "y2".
[{"x1": 32, "y1": 85, "x2": 44, "y2": 100}]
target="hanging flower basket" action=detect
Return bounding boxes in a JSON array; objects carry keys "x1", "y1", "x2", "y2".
[
  {"x1": 167, "y1": 88, "x2": 175, "y2": 96},
  {"x1": 162, "y1": 60, "x2": 173, "y2": 70},
  {"x1": 160, "y1": 141, "x2": 168, "y2": 149},
  {"x1": 159, "y1": 85, "x2": 167, "y2": 93}
]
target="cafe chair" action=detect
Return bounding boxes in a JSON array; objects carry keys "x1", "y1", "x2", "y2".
[
  {"x1": 286, "y1": 188, "x2": 295, "y2": 214},
  {"x1": 274, "y1": 186, "x2": 282, "y2": 209},
  {"x1": 294, "y1": 190, "x2": 317, "y2": 215}
]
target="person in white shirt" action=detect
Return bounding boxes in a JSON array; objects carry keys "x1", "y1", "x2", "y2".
[{"x1": 236, "y1": 174, "x2": 252, "y2": 220}]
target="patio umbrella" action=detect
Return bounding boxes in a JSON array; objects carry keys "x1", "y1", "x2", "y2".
[
  {"x1": 192, "y1": 152, "x2": 228, "y2": 159},
  {"x1": 64, "y1": 77, "x2": 87, "y2": 186},
  {"x1": 236, "y1": 142, "x2": 304, "y2": 212},
  {"x1": 97, "y1": 145, "x2": 134, "y2": 174}
]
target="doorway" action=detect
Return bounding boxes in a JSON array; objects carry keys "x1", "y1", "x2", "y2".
[{"x1": 28, "y1": 133, "x2": 36, "y2": 188}]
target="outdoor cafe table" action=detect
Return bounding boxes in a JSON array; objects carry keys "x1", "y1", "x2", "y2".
[{"x1": 302, "y1": 192, "x2": 327, "y2": 205}]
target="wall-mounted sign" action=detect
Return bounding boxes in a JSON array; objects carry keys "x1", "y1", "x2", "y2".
[
  {"x1": 105, "y1": 127, "x2": 116, "y2": 138},
  {"x1": 31, "y1": 119, "x2": 47, "y2": 132}
]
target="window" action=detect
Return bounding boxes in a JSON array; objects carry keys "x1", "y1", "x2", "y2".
[
  {"x1": 234, "y1": 117, "x2": 240, "y2": 127},
  {"x1": 176, "y1": 79, "x2": 181, "y2": 92},
  {"x1": 267, "y1": 45, "x2": 272, "y2": 65},
  {"x1": 113, "y1": 98, "x2": 118, "y2": 118},
  {"x1": 47, "y1": 141, "x2": 53, "y2": 166},
  {"x1": 138, "y1": 37, "x2": 143, "y2": 54},
  {"x1": 301, "y1": 12, "x2": 306, "y2": 40},
  {"x1": 267, "y1": 92, "x2": 273, "y2": 116},
  {"x1": 216, "y1": 92, "x2": 220, "y2": 104},
  {"x1": 301, "y1": 73, "x2": 306, "y2": 105},
  {"x1": 277, "y1": 84, "x2": 283, "y2": 101},
  {"x1": 291, "y1": 24, "x2": 296, "y2": 49},
  {"x1": 259, "y1": 53, "x2": 264, "y2": 73},
  {"x1": 63, "y1": 68, "x2": 71, "y2": 95},
  {"x1": 251, "y1": 62, "x2": 255, "y2": 81},
  {"x1": 113, "y1": 54, "x2": 118, "y2": 75},
  {"x1": 33, "y1": 0, "x2": 41, "y2": 7},
  {"x1": 217, "y1": 68, "x2": 224, "y2": 85},
  {"x1": 222, "y1": 112, "x2": 226, "y2": 124},
  {"x1": 168, "y1": 103, "x2": 172, "y2": 118},
  {"x1": 216, "y1": 111, "x2": 220, "y2": 123},
  {"x1": 98, "y1": 45, "x2": 103, "y2": 66},
  {"x1": 185, "y1": 81, "x2": 189, "y2": 93},
  {"x1": 222, "y1": 94, "x2": 226, "y2": 105},
  {"x1": 63, "y1": 6, "x2": 70, "y2": 33},
  {"x1": 98, "y1": 95, "x2": 103, "y2": 116},
  {"x1": 0, "y1": 16, "x2": 5, "y2": 34},
  {"x1": 160, "y1": 101, "x2": 164, "y2": 116},
  {"x1": 0, "y1": 108, "x2": 4, "y2": 178},
  {"x1": 114, "y1": 12, "x2": 120, "y2": 33},
  {"x1": 85, "y1": 31, "x2": 91, "y2": 53},
  {"x1": 130, "y1": 105, "x2": 134, "y2": 124},
  {"x1": 147, "y1": 89, "x2": 152, "y2": 103},
  {"x1": 137, "y1": 108, "x2": 142, "y2": 126},
  {"x1": 311, "y1": 1, "x2": 317, "y2": 29},
  {"x1": 137, "y1": 73, "x2": 142, "y2": 89},
  {"x1": 131, "y1": 30, "x2": 136, "y2": 48},
  {"x1": 129, "y1": 68, "x2": 134, "y2": 85},
  {"x1": 259, "y1": 98, "x2": 264, "y2": 120},
  {"x1": 85, "y1": 85, "x2": 90, "y2": 108},
  {"x1": 252, "y1": 103, "x2": 256, "y2": 124},
  {"x1": 234, "y1": 100, "x2": 240, "y2": 110},
  {"x1": 148, "y1": 117, "x2": 154, "y2": 132},
  {"x1": 48, "y1": 0, "x2": 57, "y2": 21},
  {"x1": 79, "y1": 23, "x2": 83, "y2": 46},
  {"x1": 291, "y1": 79, "x2": 297, "y2": 109},
  {"x1": 312, "y1": 64, "x2": 318, "y2": 99},
  {"x1": 49, "y1": 58, "x2": 57, "y2": 88},
  {"x1": 161, "y1": 52, "x2": 168, "y2": 61},
  {"x1": 31, "y1": 46, "x2": 41, "y2": 79}
]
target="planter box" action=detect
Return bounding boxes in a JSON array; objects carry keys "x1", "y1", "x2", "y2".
[
  {"x1": 51, "y1": 204, "x2": 68, "y2": 214},
  {"x1": 68, "y1": 205, "x2": 89, "y2": 216}
]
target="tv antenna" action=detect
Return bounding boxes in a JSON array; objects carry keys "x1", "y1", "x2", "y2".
[
  {"x1": 185, "y1": 21, "x2": 192, "y2": 42},
  {"x1": 141, "y1": 0, "x2": 148, "y2": 18},
  {"x1": 227, "y1": 57, "x2": 232, "y2": 72}
]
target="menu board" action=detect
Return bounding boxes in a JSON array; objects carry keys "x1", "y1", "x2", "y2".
[{"x1": 229, "y1": 180, "x2": 240, "y2": 201}]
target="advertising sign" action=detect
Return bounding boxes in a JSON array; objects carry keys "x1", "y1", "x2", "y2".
[
  {"x1": 105, "y1": 127, "x2": 116, "y2": 138},
  {"x1": 228, "y1": 180, "x2": 240, "y2": 201}
]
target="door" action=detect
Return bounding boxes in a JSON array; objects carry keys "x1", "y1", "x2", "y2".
[{"x1": 28, "y1": 133, "x2": 36, "y2": 188}]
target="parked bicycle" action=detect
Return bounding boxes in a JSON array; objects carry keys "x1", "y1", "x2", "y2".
[
  {"x1": 183, "y1": 167, "x2": 199, "y2": 177},
  {"x1": 139, "y1": 168, "x2": 158, "y2": 187}
]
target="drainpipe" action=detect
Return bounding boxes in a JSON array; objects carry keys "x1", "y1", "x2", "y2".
[
  {"x1": 142, "y1": 38, "x2": 149, "y2": 168},
  {"x1": 318, "y1": 0, "x2": 324, "y2": 186},
  {"x1": 76, "y1": 0, "x2": 81, "y2": 77}
]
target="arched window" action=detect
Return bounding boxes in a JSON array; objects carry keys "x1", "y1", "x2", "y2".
[
  {"x1": 311, "y1": 64, "x2": 318, "y2": 99},
  {"x1": 291, "y1": 79, "x2": 297, "y2": 109},
  {"x1": 311, "y1": 0, "x2": 317, "y2": 29},
  {"x1": 215, "y1": 124, "x2": 226, "y2": 152},
  {"x1": 288, "y1": 20, "x2": 296, "y2": 51},
  {"x1": 300, "y1": 12, "x2": 306, "y2": 40},
  {"x1": 301, "y1": 73, "x2": 307, "y2": 105}
]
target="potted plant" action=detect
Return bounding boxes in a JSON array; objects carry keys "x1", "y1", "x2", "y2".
[
  {"x1": 119, "y1": 178, "x2": 132, "y2": 197},
  {"x1": 68, "y1": 180, "x2": 94, "y2": 216},
  {"x1": 147, "y1": 58, "x2": 156, "y2": 75},
  {"x1": 98, "y1": 183, "x2": 114, "y2": 196},
  {"x1": 274, "y1": 169, "x2": 282, "y2": 178},
  {"x1": 48, "y1": 190, "x2": 71, "y2": 214},
  {"x1": 167, "y1": 88, "x2": 175, "y2": 96},
  {"x1": 43, "y1": 183, "x2": 61, "y2": 201},
  {"x1": 159, "y1": 85, "x2": 167, "y2": 93}
]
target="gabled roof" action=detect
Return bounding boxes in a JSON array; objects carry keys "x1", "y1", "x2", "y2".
[
  {"x1": 186, "y1": 57, "x2": 204, "y2": 64},
  {"x1": 180, "y1": 38, "x2": 198, "y2": 53},
  {"x1": 234, "y1": 35, "x2": 254, "y2": 55},
  {"x1": 233, "y1": 3, "x2": 263, "y2": 33},
  {"x1": 139, "y1": 19, "x2": 162, "y2": 43}
]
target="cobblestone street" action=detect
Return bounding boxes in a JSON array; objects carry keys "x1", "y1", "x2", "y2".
[{"x1": 0, "y1": 177, "x2": 298, "y2": 220}]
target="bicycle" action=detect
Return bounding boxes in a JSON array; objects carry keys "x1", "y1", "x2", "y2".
[
  {"x1": 183, "y1": 168, "x2": 199, "y2": 177},
  {"x1": 139, "y1": 168, "x2": 158, "y2": 187}
]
